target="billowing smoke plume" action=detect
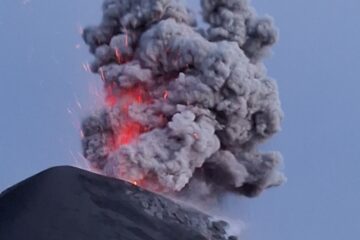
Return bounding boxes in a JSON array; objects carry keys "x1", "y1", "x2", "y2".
[{"x1": 81, "y1": 0, "x2": 285, "y2": 199}]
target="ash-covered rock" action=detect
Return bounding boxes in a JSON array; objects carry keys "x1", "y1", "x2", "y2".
[
  {"x1": 126, "y1": 182, "x2": 238, "y2": 240},
  {"x1": 0, "y1": 166, "x2": 238, "y2": 240}
]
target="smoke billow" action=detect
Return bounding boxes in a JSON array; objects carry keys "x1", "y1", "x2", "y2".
[{"x1": 81, "y1": 0, "x2": 285, "y2": 199}]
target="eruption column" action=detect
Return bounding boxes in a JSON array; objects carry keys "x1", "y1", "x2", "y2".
[{"x1": 81, "y1": 0, "x2": 285, "y2": 199}]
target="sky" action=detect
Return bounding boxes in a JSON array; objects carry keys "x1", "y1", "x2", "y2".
[{"x1": 0, "y1": 0, "x2": 359, "y2": 239}]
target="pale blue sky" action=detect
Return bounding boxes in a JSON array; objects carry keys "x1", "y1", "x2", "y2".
[{"x1": 0, "y1": 1, "x2": 359, "y2": 239}]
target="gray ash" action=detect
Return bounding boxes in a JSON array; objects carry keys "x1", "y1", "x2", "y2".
[{"x1": 81, "y1": 0, "x2": 285, "y2": 200}]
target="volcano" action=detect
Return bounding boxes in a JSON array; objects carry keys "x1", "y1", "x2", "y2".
[{"x1": 0, "y1": 166, "x2": 237, "y2": 240}]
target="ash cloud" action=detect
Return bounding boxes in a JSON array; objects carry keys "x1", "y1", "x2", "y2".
[{"x1": 81, "y1": 0, "x2": 285, "y2": 199}]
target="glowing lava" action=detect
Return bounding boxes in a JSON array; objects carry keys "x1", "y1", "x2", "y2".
[
  {"x1": 116, "y1": 122, "x2": 142, "y2": 146},
  {"x1": 105, "y1": 85, "x2": 150, "y2": 150}
]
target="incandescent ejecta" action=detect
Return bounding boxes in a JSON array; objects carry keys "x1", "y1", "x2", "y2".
[{"x1": 81, "y1": 0, "x2": 285, "y2": 199}]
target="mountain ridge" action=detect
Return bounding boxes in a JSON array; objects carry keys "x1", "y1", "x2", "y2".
[{"x1": 0, "y1": 166, "x2": 235, "y2": 240}]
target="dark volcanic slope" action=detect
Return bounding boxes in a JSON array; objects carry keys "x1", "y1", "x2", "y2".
[{"x1": 0, "y1": 166, "x2": 234, "y2": 240}]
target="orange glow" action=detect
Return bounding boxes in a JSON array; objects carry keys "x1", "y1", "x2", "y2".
[
  {"x1": 130, "y1": 178, "x2": 147, "y2": 188},
  {"x1": 104, "y1": 85, "x2": 151, "y2": 149},
  {"x1": 113, "y1": 87, "x2": 146, "y2": 147},
  {"x1": 116, "y1": 122, "x2": 142, "y2": 146},
  {"x1": 105, "y1": 86, "x2": 117, "y2": 107},
  {"x1": 106, "y1": 95, "x2": 117, "y2": 107},
  {"x1": 102, "y1": 84, "x2": 158, "y2": 189},
  {"x1": 105, "y1": 85, "x2": 148, "y2": 109}
]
